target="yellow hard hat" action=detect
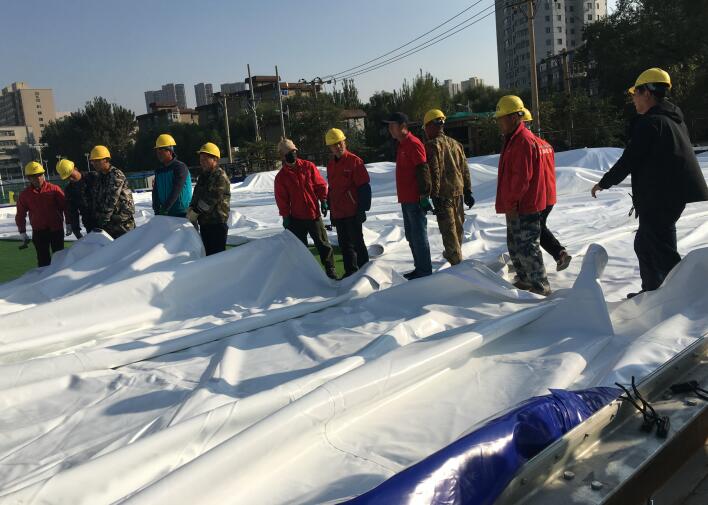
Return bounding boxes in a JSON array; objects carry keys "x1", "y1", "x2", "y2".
[
  {"x1": 24, "y1": 161, "x2": 45, "y2": 176},
  {"x1": 197, "y1": 142, "x2": 221, "y2": 158},
  {"x1": 522, "y1": 108, "x2": 533, "y2": 122},
  {"x1": 628, "y1": 67, "x2": 672, "y2": 95},
  {"x1": 155, "y1": 133, "x2": 177, "y2": 149},
  {"x1": 495, "y1": 95, "x2": 527, "y2": 118},
  {"x1": 56, "y1": 159, "x2": 75, "y2": 180},
  {"x1": 90, "y1": 145, "x2": 111, "y2": 160},
  {"x1": 325, "y1": 128, "x2": 346, "y2": 146},
  {"x1": 423, "y1": 109, "x2": 446, "y2": 125}
]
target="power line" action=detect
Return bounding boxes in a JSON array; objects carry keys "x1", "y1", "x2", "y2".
[
  {"x1": 336, "y1": 3, "x2": 497, "y2": 81},
  {"x1": 323, "y1": 0, "x2": 489, "y2": 80}
]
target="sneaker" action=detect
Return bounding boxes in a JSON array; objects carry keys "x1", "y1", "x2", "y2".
[
  {"x1": 626, "y1": 290, "x2": 646, "y2": 299},
  {"x1": 556, "y1": 251, "x2": 572, "y2": 271},
  {"x1": 529, "y1": 285, "x2": 552, "y2": 296}
]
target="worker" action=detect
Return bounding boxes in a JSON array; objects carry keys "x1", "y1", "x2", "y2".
[
  {"x1": 90, "y1": 145, "x2": 136, "y2": 239},
  {"x1": 274, "y1": 138, "x2": 337, "y2": 280},
  {"x1": 591, "y1": 67, "x2": 708, "y2": 298},
  {"x1": 324, "y1": 128, "x2": 371, "y2": 277},
  {"x1": 521, "y1": 108, "x2": 572, "y2": 272},
  {"x1": 153, "y1": 133, "x2": 192, "y2": 217},
  {"x1": 186, "y1": 142, "x2": 231, "y2": 255},
  {"x1": 56, "y1": 158, "x2": 97, "y2": 239},
  {"x1": 494, "y1": 96, "x2": 551, "y2": 296},
  {"x1": 383, "y1": 111, "x2": 433, "y2": 280},
  {"x1": 422, "y1": 109, "x2": 474, "y2": 266},
  {"x1": 15, "y1": 161, "x2": 68, "y2": 267}
]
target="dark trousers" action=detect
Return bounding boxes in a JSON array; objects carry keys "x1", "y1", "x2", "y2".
[
  {"x1": 200, "y1": 222, "x2": 228, "y2": 256},
  {"x1": 32, "y1": 229, "x2": 64, "y2": 267},
  {"x1": 334, "y1": 215, "x2": 369, "y2": 275},
  {"x1": 287, "y1": 217, "x2": 335, "y2": 273},
  {"x1": 539, "y1": 205, "x2": 565, "y2": 261},
  {"x1": 401, "y1": 202, "x2": 432, "y2": 276},
  {"x1": 635, "y1": 204, "x2": 685, "y2": 291}
]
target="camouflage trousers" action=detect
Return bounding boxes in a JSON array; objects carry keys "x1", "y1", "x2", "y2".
[
  {"x1": 434, "y1": 196, "x2": 465, "y2": 265},
  {"x1": 104, "y1": 215, "x2": 136, "y2": 239},
  {"x1": 506, "y1": 213, "x2": 550, "y2": 294}
]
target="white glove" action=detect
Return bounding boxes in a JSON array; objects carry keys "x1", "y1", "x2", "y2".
[
  {"x1": 186, "y1": 208, "x2": 199, "y2": 224},
  {"x1": 65, "y1": 223, "x2": 73, "y2": 236}
]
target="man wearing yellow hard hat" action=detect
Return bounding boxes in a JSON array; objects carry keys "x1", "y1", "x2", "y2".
[
  {"x1": 56, "y1": 158, "x2": 97, "y2": 238},
  {"x1": 324, "y1": 127, "x2": 371, "y2": 277},
  {"x1": 14, "y1": 161, "x2": 69, "y2": 266},
  {"x1": 494, "y1": 95, "x2": 551, "y2": 296},
  {"x1": 591, "y1": 67, "x2": 708, "y2": 298},
  {"x1": 90, "y1": 145, "x2": 136, "y2": 238},
  {"x1": 186, "y1": 142, "x2": 231, "y2": 255},
  {"x1": 153, "y1": 133, "x2": 193, "y2": 218},
  {"x1": 422, "y1": 108, "x2": 473, "y2": 266}
]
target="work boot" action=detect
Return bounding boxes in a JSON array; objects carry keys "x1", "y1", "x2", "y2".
[
  {"x1": 403, "y1": 270, "x2": 418, "y2": 280},
  {"x1": 556, "y1": 250, "x2": 572, "y2": 272},
  {"x1": 529, "y1": 285, "x2": 552, "y2": 296},
  {"x1": 326, "y1": 268, "x2": 338, "y2": 280},
  {"x1": 513, "y1": 278, "x2": 533, "y2": 291}
]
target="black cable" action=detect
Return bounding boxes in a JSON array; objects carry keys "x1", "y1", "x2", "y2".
[
  {"x1": 337, "y1": 4, "x2": 497, "y2": 81},
  {"x1": 324, "y1": 0, "x2": 489, "y2": 80}
]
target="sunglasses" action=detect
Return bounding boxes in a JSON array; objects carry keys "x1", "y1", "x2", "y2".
[{"x1": 432, "y1": 118, "x2": 445, "y2": 126}]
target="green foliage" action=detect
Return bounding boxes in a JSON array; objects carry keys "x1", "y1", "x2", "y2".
[
  {"x1": 538, "y1": 92, "x2": 624, "y2": 150},
  {"x1": 128, "y1": 123, "x2": 224, "y2": 170},
  {"x1": 42, "y1": 97, "x2": 136, "y2": 170},
  {"x1": 332, "y1": 79, "x2": 362, "y2": 109},
  {"x1": 454, "y1": 84, "x2": 521, "y2": 115},
  {"x1": 581, "y1": 0, "x2": 708, "y2": 140}
]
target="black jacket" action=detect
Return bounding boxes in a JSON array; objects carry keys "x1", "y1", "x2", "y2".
[
  {"x1": 599, "y1": 100, "x2": 708, "y2": 214},
  {"x1": 65, "y1": 171, "x2": 97, "y2": 232}
]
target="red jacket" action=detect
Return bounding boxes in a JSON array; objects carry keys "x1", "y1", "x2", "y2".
[
  {"x1": 274, "y1": 158, "x2": 328, "y2": 220},
  {"x1": 495, "y1": 123, "x2": 548, "y2": 214},
  {"x1": 538, "y1": 137, "x2": 557, "y2": 206},
  {"x1": 15, "y1": 181, "x2": 67, "y2": 233},
  {"x1": 326, "y1": 150, "x2": 370, "y2": 219},
  {"x1": 396, "y1": 132, "x2": 427, "y2": 203}
]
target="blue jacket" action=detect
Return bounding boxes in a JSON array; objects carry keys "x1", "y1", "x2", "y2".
[{"x1": 152, "y1": 157, "x2": 192, "y2": 216}]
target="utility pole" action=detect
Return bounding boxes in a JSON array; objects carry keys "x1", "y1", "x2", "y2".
[
  {"x1": 526, "y1": 0, "x2": 541, "y2": 135},
  {"x1": 247, "y1": 64, "x2": 261, "y2": 142},
  {"x1": 275, "y1": 65, "x2": 286, "y2": 139},
  {"x1": 30, "y1": 142, "x2": 48, "y2": 173},
  {"x1": 561, "y1": 50, "x2": 573, "y2": 148},
  {"x1": 221, "y1": 93, "x2": 234, "y2": 164}
]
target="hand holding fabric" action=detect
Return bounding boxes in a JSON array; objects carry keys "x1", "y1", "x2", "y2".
[
  {"x1": 320, "y1": 200, "x2": 329, "y2": 217},
  {"x1": 283, "y1": 216, "x2": 291, "y2": 229}
]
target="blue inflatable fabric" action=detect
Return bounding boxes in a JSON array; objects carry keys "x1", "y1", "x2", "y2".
[{"x1": 344, "y1": 387, "x2": 620, "y2": 505}]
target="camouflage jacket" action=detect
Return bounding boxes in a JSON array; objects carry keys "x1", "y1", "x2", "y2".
[
  {"x1": 425, "y1": 134, "x2": 472, "y2": 199},
  {"x1": 92, "y1": 166, "x2": 135, "y2": 233},
  {"x1": 189, "y1": 167, "x2": 231, "y2": 224},
  {"x1": 65, "y1": 171, "x2": 97, "y2": 232}
]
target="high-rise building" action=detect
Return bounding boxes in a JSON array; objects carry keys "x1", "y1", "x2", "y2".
[
  {"x1": 460, "y1": 77, "x2": 484, "y2": 91},
  {"x1": 0, "y1": 82, "x2": 56, "y2": 143},
  {"x1": 144, "y1": 83, "x2": 188, "y2": 112},
  {"x1": 0, "y1": 125, "x2": 34, "y2": 179},
  {"x1": 443, "y1": 79, "x2": 461, "y2": 97},
  {"x1": 220, "y1": 82, "x2": 247, "y2": 94},
  {"x1": 495, "y1": 0, "x2": 607, "y2": 90},
  {"x1": 194, "y1": 83, "x2": 214, "y2": 107}
]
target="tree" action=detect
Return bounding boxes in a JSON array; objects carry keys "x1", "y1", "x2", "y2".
[
  {"x1": 581, "y1": 0, "x2": 708, "y2": 141},
  {"x1": 332, "y1": 79, "x2": 362, "y2": 109},
  {"x1": 42, "y1": 97, "x2": 136, "y2": 171},
  {"x1": 128, "y1": 123, "x2": 224, "y2": 170}
]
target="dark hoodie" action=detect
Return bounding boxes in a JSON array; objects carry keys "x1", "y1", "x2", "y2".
[{"x1": 599, "y1": 100, "x2": 708, "y2": 214}]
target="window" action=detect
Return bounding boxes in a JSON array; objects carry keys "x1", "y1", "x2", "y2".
[
  {"x1": 0, "y1": 130, "x2": 13, "y2": 137},
  {"x1": 571, "y1": 40, "x2": 576, "y2": 46},
  {"x1": 587, "y1": 2, "x2": 591, "y2": 8},
  {"x1": 545, "y1": 15, "x2": 550, "y2": 21},
  {"x1": 597, "y1": 2, "x2": 600, "y2": 8},
  {"x1": 546, "y1": 39, "x2": 552, "y2": 46},
  {"x1": 571, "y1": 28, "x2": 575, "y2": 34},
  {"x1": 570, "y1": 16, "x2": 575, "y2": 22},
  {"x1": 557, "y1": 15, "x2": 561, "y2": 20},
  {"x1": 556, "y1": 2, "x2": 561, "y2": 9},
  {"x1": 36, "y1": 104, "x2": 41, "y2": 109},
  {"x1": 557, "y1": 26, "x2": 562, "y2": 32},
  {"x1": 587, "y1": 14, "x2": 592, "y2": 20},
  {"x1": 546, "y1": 27, "x2": 551, "y2": 33},
  {"x1": 36, "y1": 98, "x2": 41, "y2": 102},
  {"x1": 557, "y1": 38, "x2": 563, "y2": 44},
  {"x1": 0, "y1": 140, "x2": 17, "y2": 146}
]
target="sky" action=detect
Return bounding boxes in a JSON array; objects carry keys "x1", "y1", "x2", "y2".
[{"x1": 1, "y1": 0, "x2": 617, "y2": 115}]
